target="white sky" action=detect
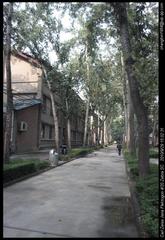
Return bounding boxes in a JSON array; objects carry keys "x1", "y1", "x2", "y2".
[{"x1": 14, "y1": 2, "x2": 118, "y2": 65}]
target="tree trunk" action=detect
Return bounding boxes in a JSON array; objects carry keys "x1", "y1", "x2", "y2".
[
  {"x1": 121, "y1": 51, "x2": 136, "y2": 154},
  {"x1": 128, "y1": 91, "x2": 136, "y2": 155},
  {"x1": 127, "y1": 75, "x2": 136, "y2": 155},
  {"x1": 42, "y1": 67, "x2": 60, "y2": 154},
  {"x1": 66, "y1": 98, "x2": 71, "y2": 150},
  {"x1": 113, "y1": 2, "x2": 149, "y2": 177},
  {"x1": 121, "y1": 52, "x2": 129, "y2": 147},
  {"x1": 152, "y1": 112, "x2": 158, "y2": 147},
  {"x1": 3, "y1": 3, "x2": 13, "y2": 163},
  {"x1": 50, "y1": 92, "x2": 59, "y2": 154},
  {"x1": 104, "y1": 120, "x2": 108, "y2": 145},
  {"x1": 102, "y1": 125, "x2": 104, "y2": 145},
  {"x1": 83, "y1": 98, "x2": 90, "y2": 146},
  {"x1": 83, "y1": 42, "x2": 91, "y2": 147},
  {"x1": 97, "y1": 113, "x2": 100, "y2": 145},
  {"x1": 89, "y1": 115, "x2": 93, "y2": 146},
  {"x1": 67, "y1": 118, "x2": 71, "y2": 149},
  {"x1": 123, "y1": 92, "x2": 128, "y2": 147},
  {"x1": 106, "y1": 117, "x2": 112, "y2": 144}
]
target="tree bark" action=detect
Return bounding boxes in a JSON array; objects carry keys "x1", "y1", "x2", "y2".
[
  {"x1": 67, "y1": 118, "x2": 71, "y2": 149},
  {"x1": 66, "y1": 98, "x2": 71, "y2": 149},
  {"x1": 104, "y1": 119, "x2": 108, "y2": 145},
  {"x1": 42, "y1": 67, "x2": 60, "y2": 154},
  {"x1": 121, "y1": 51, "x2": 136, "y2": 154},
  {"x1": 128, "y1": 88, "x2": 136, "y2": 155},
  {"x1": 83, "y1": 43, "x2": 90, "y2": 147},
  {"x1": 83, "y1": 97, "x2": 90, "y2": 146},
  {"x1": 106, "y1": 116, "x2": 112, "y2": 144},
  {"x1": 152, "y1": 110, "x2": 158, "y2": 147},
  {"x1": 3, "y1": 3, "x2": 13, "y2": 163},
  {"x1": 113, "y1": 2, "x2": 149, "y2": 177},
  {"x1": 121, "y1": 52, "x2": 129, "y2": 147},
  {"x1": 50, "y1": 92, "x2": 60, "y2": 154}
]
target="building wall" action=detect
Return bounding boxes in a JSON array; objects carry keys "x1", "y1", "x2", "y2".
[
  {"x1": 5, "y1": 52, "x2": 99, "y2": 152},
  {"x1": 15, "y1": 105, "x2": 40, "y2": 153},
  {"x1": 70, "y1": 114, "x2": 85, "y2": 147},
  {"x1": 39, "y1": 85, "x2": 66, "y2": 149},
  {"x1": 11, "y1": 54, "x2": 42, "y2": 95},
  {"x1": 3, "y1": 53, "x2": 43, "y2": 99}
]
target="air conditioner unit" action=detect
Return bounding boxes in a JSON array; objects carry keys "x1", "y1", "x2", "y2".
[{"x1": 19, "y1": 121, "x2": 28, "y2": 132}]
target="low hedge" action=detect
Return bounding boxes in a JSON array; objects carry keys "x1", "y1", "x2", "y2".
[
  {"x1": 136, "y1": 164, "x2": 159, "y2": 238},
  {"x1": 124, "y1": 150, "x2": 159, "y2": 238},
  {"x1": 3, "y1": 159, "x2": 50, "y2": 184},
  {"x1": 60, "y1": 145, "x2": 102, "y2": 161},
  {"x1": 4, "y1": 162, "x2": 36, "y2": 183}
]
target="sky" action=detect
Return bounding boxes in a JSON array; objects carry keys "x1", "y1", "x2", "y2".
[{"x1": 13, "y1": 2, "x2": 118, "y2": 65}]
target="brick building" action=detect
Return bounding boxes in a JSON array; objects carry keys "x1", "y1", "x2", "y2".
[{"x1": 3, "y1": 51, "x2": 86, "y2": 153}]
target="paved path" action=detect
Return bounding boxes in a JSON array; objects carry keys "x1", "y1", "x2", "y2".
[{"x1": 4, "y1": 146, "x2": 139, "y2": 238}]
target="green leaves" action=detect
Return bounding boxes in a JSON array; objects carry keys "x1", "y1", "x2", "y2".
[
  {"x1": 9, "y1": 2, "x2": 158, "y2": 144},
  {"x1": 128, "y1": 2, "x2": 158, "y2": 110}
]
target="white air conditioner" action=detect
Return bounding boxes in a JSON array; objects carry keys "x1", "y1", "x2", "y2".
[{"x1": 19, "y1": 121, "x2": 28, "y2": 132}]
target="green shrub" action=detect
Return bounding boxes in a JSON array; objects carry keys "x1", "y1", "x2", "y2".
[
  {"x1": 142, "y1": 214, "x2": 159, "y2": 238},
  {"x1": 3, "y1": 159, "x2": 50, "y2": 183},
  {"x1": 136, "y1": 170, "x2": 158, "y2": 237},
  {"x1": 124, "y1": 151, "x2": 159, "y2": 238},
  {"x1": 4, "y1": 162, "x2": 36, "y2": 183},
  {"x1": 124, "y1": 150, "x2": 138, "y2": 179},
  {"x1": 37, "y1": 161, "x2": 50, "y2": 170},
  {"x1": 130, "y1": 166, "x2": 139, "y2": 178},
  {"x1": 60, "y1": 146, "x2": 98, "y2": 162}
]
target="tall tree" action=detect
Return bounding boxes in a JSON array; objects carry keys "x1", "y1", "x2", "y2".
[
  {"x1": 121, "y1": 52, "x2": 136, "y2": 155},
  {"x1": 128, "y1": 2, "x2": 158, "y2": 149},
  {"x1": 3, "y1": 3, "x2": 13, "y2": 163},
  {"x1": 12, "y1": 3, "x2": 75, "y2": 153},
  {"x1": 112, "y1": 2, "x2": 150, "y2": 177}
]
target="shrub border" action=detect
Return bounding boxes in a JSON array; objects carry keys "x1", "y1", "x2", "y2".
[
  {"x1": 124, "y1": 153, "x2": 149, "y2": 238},
  {"x1": 4, "y1": 146, "x2": 103, "y2": 188}
]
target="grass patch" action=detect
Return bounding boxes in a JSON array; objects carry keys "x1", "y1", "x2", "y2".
[
  {"x1": 3, "y1": 159, "x2": 50, "y2": 184},
  {"x1": 124, "y1": 150, "x2": 138, "y2": 179},
  {"x1": 124, "y1": 151, "x2": 159, "y2": 238}
]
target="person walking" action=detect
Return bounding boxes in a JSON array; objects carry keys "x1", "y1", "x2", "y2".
[{"x1": 117, "y1": 142, "x2": 122, "y2": 156}]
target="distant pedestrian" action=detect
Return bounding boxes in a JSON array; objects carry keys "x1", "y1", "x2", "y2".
[{"x1": 117, "y1": 142, "x2": 122, "y2": 156}]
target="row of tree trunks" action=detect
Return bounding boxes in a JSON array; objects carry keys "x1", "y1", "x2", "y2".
[{"x1": 113, "y1": 2, "x2": 150, "y2": 177}]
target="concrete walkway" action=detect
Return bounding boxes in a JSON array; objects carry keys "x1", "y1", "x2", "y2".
[{"x1": 3, "y1": 146, "x2": 139, "y2": 238}]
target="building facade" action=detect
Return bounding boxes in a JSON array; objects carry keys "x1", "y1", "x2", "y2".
[{"x1": 4, "y1": 51, "x2": 86, "y2": 153}]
